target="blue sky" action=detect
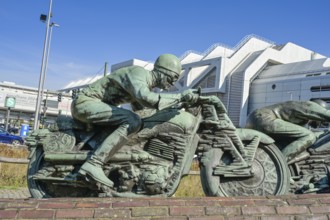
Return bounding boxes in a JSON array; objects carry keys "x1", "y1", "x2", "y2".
[{"x1": 0, "y1": 0, "x2": 329, "y2": 90}]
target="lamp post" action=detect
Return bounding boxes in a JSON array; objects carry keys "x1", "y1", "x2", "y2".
[
  {"x1": 33, "y1": 0, "x2": 53, "y2": 130},
  {"x1": 44, "y1": 23, "x2": 60, "y2": 77},
  {"x1": 40, "y1": 22, "x2": 60, "y2": 114}
]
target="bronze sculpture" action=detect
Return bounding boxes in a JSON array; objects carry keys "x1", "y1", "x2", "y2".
[
  {"x1": 246, "y1": 100, "x2": 330, "y2": 162},
  {"x1": 246, "y1": 100, "x2": 330, "y2": 193},
  {"x1": 70, "y1": 54, "x2": 198, "y2": 188},
  {"x1": 25, "y1": 55, "x2": 290, "y2": 197},
  {"x1": 26, "y1": 49, "x2": 330, "y2": 196}
]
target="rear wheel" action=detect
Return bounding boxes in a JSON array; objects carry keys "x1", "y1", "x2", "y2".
[
  {"x1": 200, "y1": 143, "x2": 290, "y2": 197},
  {"x1": 27, "y1": 147, "x2": 96, "y2": 198}
]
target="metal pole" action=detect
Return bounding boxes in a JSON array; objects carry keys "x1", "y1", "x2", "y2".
[
  {"x1": 40, "y1": 22, "x2": 59, "y2": 104},
  {"x1": 42, "y1": 91, "x2": 49, "y2": 128},
  {"x1": 104, "y1": 62, "x2": 109, "y2": 76},
  {"x1": 34, "y1": 0, "x2": 53, "y2": 130},
  {"x1": 40, "y1": 24, "x2": 53, "y2": 111},
  {"x1": 5, "y1": 108, "x2": 10, "y2": 132}
]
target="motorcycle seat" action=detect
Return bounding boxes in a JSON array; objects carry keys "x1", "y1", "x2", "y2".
[{"x1": 50, "y1": 115, "x2": 86, "y2": 131}]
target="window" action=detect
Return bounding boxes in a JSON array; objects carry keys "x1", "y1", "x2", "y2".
[
  {"x1": 194, "y1": 68, "x2": 216, "y2": 89},
  {"x1": 311, "y1": 86, "x2": 330, "y2": 92},
  {"x1": 310, "y1": 98, "x2": 330, "y2": 103},
  {"x1": 306, "y1": 73, "x2": 321, "y2": 77}
]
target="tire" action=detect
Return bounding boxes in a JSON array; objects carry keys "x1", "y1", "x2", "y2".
[
  {"x1": 11, "y1": 140, "x2": 21, "y2": 146},
  {"x1": 27, "y1": 147, "x2": 48, "y2": 198},
  {"x1": 200, "y1": 143, "x2": 290, "y2": 197},
  {"x1": 27, "y1": 147, "x2": 95, "y2": 198}
]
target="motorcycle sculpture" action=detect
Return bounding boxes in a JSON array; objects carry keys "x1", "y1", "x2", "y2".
[
  {"x1": 26, "y1": 94, "x2": 290, "y2": 198},
  {"x1": 275, "y1": 130, "x2": 330, "y2": 194}
]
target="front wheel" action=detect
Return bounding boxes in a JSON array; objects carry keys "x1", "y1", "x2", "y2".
[{"x1": 200, "y1": 143, "x2": 290, "y2": 197}]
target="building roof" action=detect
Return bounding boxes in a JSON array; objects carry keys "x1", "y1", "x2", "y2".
[
  {"x1": 62, "y1": 34, "x2": 276, "y2": 91},
  {"x1": 0, "y1": 81, "x2": 38, "y2": 92},
  {"x1": 257, "y1": 58, "x2": 330, "y2": 80}
]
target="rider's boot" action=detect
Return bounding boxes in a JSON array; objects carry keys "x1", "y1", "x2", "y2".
[
  {"x1": 79, "y1": 155, "x2": 114, "y2": 187},
  {"x1": 79, "y1": 129, "x2": 128, "y2": 187}
]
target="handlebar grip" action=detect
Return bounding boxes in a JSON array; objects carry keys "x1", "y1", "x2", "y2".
[
  {"x1": 185, "y1": 94, "x2": 194, "y2": 101},
  {"x1": 197, "y1": 87, "x2": 202, "y2": 96},
  {"x1": 190, "y1": 87, "x2": 202, "y2": 95}
]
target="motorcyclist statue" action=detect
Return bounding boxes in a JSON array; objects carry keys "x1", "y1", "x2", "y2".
[
  {"x1": 246, "y1": 100, "x2": 330, "y2": 162},
  {"x1": 71, "y1": 54, "x2": 198, "y2": 188}
]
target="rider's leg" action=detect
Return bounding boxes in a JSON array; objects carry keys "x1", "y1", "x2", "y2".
[
  {"x1": 72, "y1": 101, "x2": 142, "y2": 187},
  {"x1": 267, "y1": 119, "x2": 316, "y2": 162},
  {"x1": 79, "y1": 124, "x2": 130, "y2": 187},
  {"x1": 281, "y1": 132, "x2": 315, "y2": 162}
]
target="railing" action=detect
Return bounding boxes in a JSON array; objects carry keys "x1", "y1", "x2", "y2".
[
  {"x1": 179, "y1": 49, "x2": 203, "y2": 60},
  {"x1": 179, "y1": 43, "x2": 232, "y2": 61},
  {"x1": 179, "y1": 34, "x2": 276, "y2": 61},
  {"x1": 202, "y1": 42, "x2": 232, "y2": 58},
  {"x1": 0, "y1": 156, "x2": 29, "y2": 164},
  {"x1": 228, "y1": 34, "x2": 275, "y2": 58}
]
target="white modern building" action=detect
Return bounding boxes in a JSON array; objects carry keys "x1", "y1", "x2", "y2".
[
  {"x1": 0, "y1": 81, "x2": 72, "y2": 128},
  {"x1": 63, "y1": 34, "x2": 329, "y2": 127},
  {"x1": 249, "y1": 58, "x2": 330, "y2": 113}
]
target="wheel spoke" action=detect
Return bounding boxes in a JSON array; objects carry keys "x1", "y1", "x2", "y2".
[{"x1": 213, "y1": 144, "x2": 288, "y2": 196}]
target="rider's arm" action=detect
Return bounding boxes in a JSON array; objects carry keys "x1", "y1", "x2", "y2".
[
  {"x1": 126, "y1": 69, "x2": 198, "y2": 111},
  {"x1": 130, "y1": 85, "x2": 183, "y2": 110},
  {"x1": 300, "y1": 102, "x2": 330, "y2": 121}
]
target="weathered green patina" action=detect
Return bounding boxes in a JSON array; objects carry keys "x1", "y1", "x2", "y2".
[
  {"x1": 70, "y1": 54, "x2": 199, "y2": 188},
  {"x1": 25, "y1": 54, "x2": 293, "y2": 198},
  {"x1": 26, "y1": 95, "x2": 290, "y2": 198},
  {"x1": 246, "y1": 100, "x2": 330, "y2": 161}
]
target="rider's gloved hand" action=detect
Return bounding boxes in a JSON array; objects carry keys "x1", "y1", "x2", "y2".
[
  {"x1": 207, "y1": 95, "x2": 227, "y2": 114},
  {"x1": 181, "y1": 89, "x2": 199, "y2": 104},
  {"x1": 206, "y1": 95, "x2": 221, "y2": 104}
]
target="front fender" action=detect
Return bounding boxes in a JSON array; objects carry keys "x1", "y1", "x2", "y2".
[{"x1": 236, "y1": 128, "x2": 274, "y2": 145}]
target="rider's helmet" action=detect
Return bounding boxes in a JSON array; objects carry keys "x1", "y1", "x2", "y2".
[
  {"x1": 154, "y1": 54, "x2": 182, "y2": 82},
  {"x1": 312, "y1": 99, "x2": 328, "y2": 109}
]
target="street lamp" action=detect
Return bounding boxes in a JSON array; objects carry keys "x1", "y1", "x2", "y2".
[
  {"x1": 34, "y1": 0, "x2": 57, "y2": 130},
  {"x1": 40, "y1": 22, "x2": 60, "y2": 112},
  {"x1": 44, "y1": 22, "x2": 60, "y2": 76}
]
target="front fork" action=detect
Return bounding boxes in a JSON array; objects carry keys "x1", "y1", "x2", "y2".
[{"x1": 199, "y1": 104, "x2": 260, "y2": 177}]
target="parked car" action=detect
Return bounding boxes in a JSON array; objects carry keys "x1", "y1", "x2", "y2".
[
  {"x1": 0, "y1": 123, "x2": 19, "y2": 134},
  {"x1": 0, "y1": 128, "x2": 24, "y2": 145}
]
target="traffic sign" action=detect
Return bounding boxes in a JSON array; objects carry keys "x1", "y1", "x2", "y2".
[{"x1": 5, "y1": 96, "x2": 16, "y2": 108}]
